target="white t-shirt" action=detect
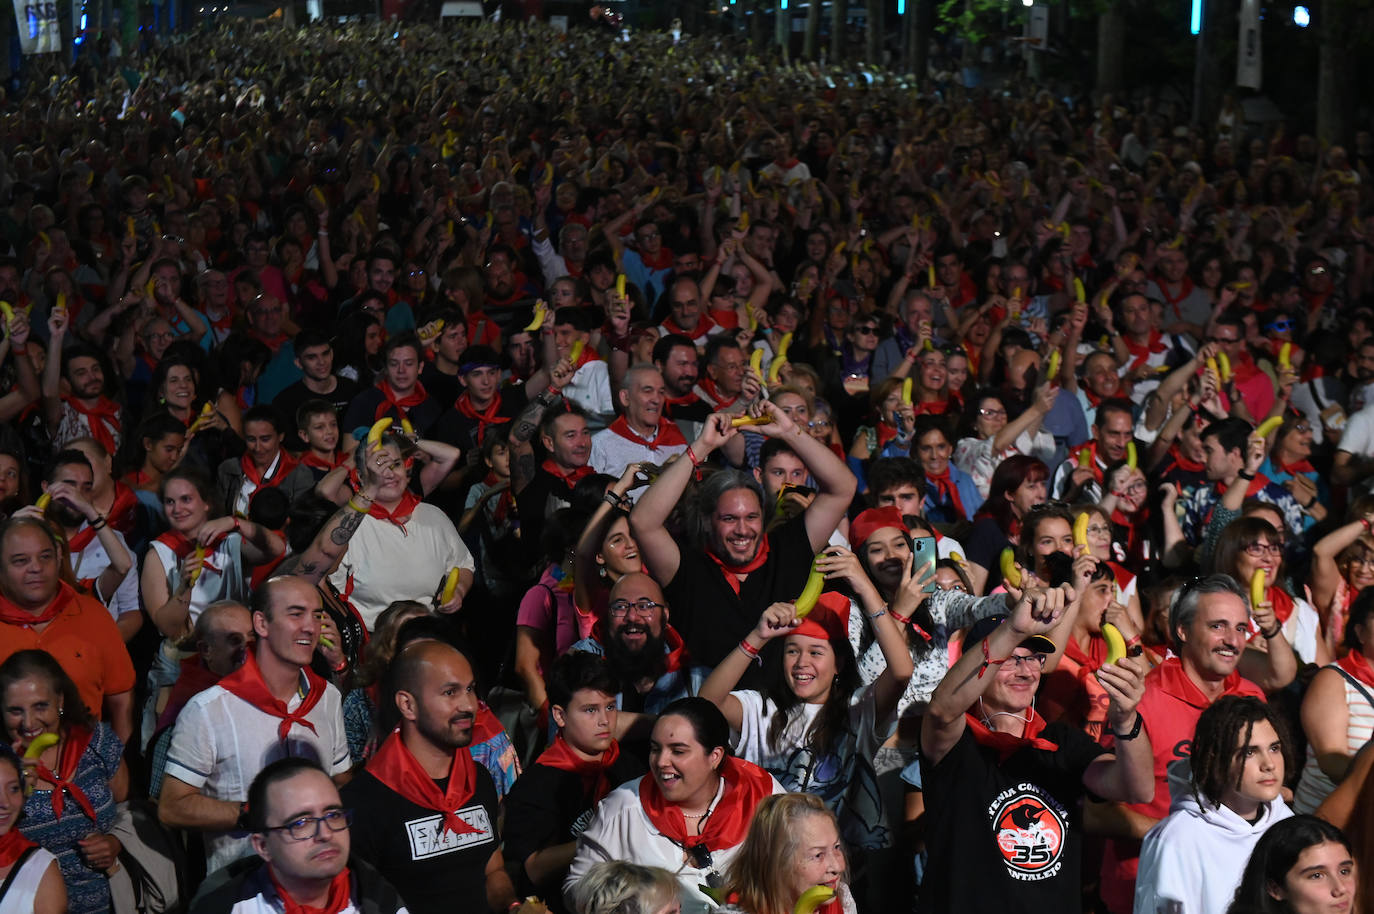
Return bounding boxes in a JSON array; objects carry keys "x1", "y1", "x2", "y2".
[
  {"x1": 563, "y1": 360, "x2": 615, "y2": 429},
  {"x1": 327, "y1": 503, "x2": 475, "y2": 630},
  {"x1": 588, "y1": 425, "x2": 688, "y2": 496},
  {"x1": 72, "y1": 528, "x2": 139, "y2": 621},
  {"x1": 164, "y1": 671, "x2": 351, "y2": 874}
]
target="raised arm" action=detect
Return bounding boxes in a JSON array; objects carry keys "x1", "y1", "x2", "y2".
[{"x1": 749, "y1": 398, "x2": 857, "y2": 553}]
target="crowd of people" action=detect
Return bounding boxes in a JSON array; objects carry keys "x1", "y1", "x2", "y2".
[{"x1": 3, "y1": 13, "x2": 1374, "y2": 914}]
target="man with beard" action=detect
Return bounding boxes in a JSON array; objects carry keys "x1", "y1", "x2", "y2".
[
  {"x1": 657, "y1": 275, "x2": 717, "y2": 346},
  {"x1": 41, "y1": 311, "x2": 123, "y2": 454},
  {"x1": 589, "y1": 364, "x2": 687, "y2": 485},
  {"x1": 342, "y1": 641, "x2": 538, "y2": 914},
  {"x1": 653, "y1": 333, "x2": 711, "y2": 441},
  {"x1": 36, "y1": 450, "x2": 140, "y2": 640},
  {"x1": 570, "y1": 572, "x2": 702, "y2": 714},
  {"x1": 340, "y1": 247, "x2": 416, "y2": 335},
  {"x1": 631, "y1": 403, "x2": 855, "y2": 689},
  {"x1": 502, "y1": 653, "x2": 645, "y2": 903},
  {"x1": 484, "y1": 244, "x2": 540, "y2": 311}
]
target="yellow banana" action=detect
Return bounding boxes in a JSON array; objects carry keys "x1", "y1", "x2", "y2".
[
  {"x1": 126, "y1": 216, "x2": 136, "y2": 238},
  {"x1": 1278, "y1": 342, "x2": 1292, "y2": 370},
  {"x1": 793, "y1": 556, "x2": 826, "y2": 617},
  {"x1": 1126, "y1": 442, "x2": 1138, "y2": 470},
  {"x1": 0, "y1": 301, "x2": 12, "y2": 325},
  {"x1": 1078, "y1": 449, "x2": 1093, "y2": 469},
  {"x1": 1255, "y1": 416, "x2": 1284, "y2": 438},
  {"x1": 749, "y1": 349, "x2": 764, "y2": 376},
  {"x1": 190, "y1": 544, "x2": 207, "y2": 584},
  {"x1": 310, "y1": 186, "x2": 327, "y2": 208},
  {"x1": 524, "y1": 300, "x2": 548, "y2": 332},
  {"x1": 1046, "y1": 350, "x2": 1061, "y2": 382},
  {"x1": 737, "y1": 211, "x2": 750, "y2": 232},
  {"x1": 768, "y1": 356, "x2": 788, "y2": 385},
  {"x1": 23, "y1": 732, "x2": 58, "y2": 759},
  {"x1": 1073, "y1": 277, "x2": 1086, "y2": 303},
  {"x1": 901, "y1": 378, "x2": 913, "y2": 405},
  {"x1": 1217, "y1": 352, "x2": 1232, "y2": 383},
  {"x1": 440, "y1": 567, "x2": 461, "y2": 603},
  {"x1": 1250, "y1": 568, "x2": 1266, "y2": 608},
  {"x1": 928, "y1": 264, "x2": 936, "y2": 287},
  {"x1": 53, "y1": 292, "x2": 67, "y2": 315},
  {"x1": 1073, "y1": 512, "x2": 1090, "y2": 549},
  {"x1": 1101, "y1": 622, "x2": 1127, "y2": 664},
  {"x1": 730, "y1": 415, "x2": 774, "y2": 427},
  {"x1": 541, "y1": 162, "x2": 554, "y2": 186},
  {"x1": 999, "y1": 548, "x2": 1022, "y2": 588},
  {"x1": 775, "y1": 332, "x2": 793, "y2": 362},
  {"x1": 568, "y1": 340, "x2": 585, "y2": 364},
  {"x1": 1206, "y1": 356, "x2": 1219, "y2": 380},
  {"x1": 35, "y1": 492, "x2": 51, "y2": 511},
  {"x1": 401, "y1": 419, "x2": 414, "y2": 436},
  {"x1": 794, "y1": 886, "x2": 837, "y2": 914},
  {"x1": 37, "y1": 231, "x2": 50, "y2": 250},
  {"x1": 367, "y1": 418, "x2": 393, "y2": 449}
]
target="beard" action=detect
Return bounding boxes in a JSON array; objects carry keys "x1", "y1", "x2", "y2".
[
  {"x1": 416, "y1": 708, "x2": 475, "y2": 753},
  {"x1": 54, "y1": 503, "x2": 86, "y2": 530},
  {"x1": 605, "y1": 625, "x2": 667, "y2": 685}
]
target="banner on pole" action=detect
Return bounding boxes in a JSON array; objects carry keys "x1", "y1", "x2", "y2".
[
  {"x1": 1237, "y1": 0, "x2": 1262, "y2": 88},
  {"x1": 13, "y1": 0, "x2": 61, "y2": 53}
]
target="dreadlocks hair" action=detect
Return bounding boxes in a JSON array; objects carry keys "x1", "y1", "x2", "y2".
[{"x1": 1189, "y1": 695, "x2": 1292, "y2": 810}]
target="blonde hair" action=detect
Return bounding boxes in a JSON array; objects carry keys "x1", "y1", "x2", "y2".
[
  {"x1": 722, "y1": 793, "x2": 845, "y2": 914},
  {"x1": 571, "y1": 861, "x2": 679, "y2": 914}
]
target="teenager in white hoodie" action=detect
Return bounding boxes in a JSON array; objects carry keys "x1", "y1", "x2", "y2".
[{"x1": 1134, "y1": 695, "x2": 1295, "y2": 914}]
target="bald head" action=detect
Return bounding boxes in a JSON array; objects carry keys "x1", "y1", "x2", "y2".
[
  {"x1": 609, "y1": 571, "x2": 664, "y2": 605},
  {"x1": 390, "y1": 640, "x2": 479, "y2": 752}
]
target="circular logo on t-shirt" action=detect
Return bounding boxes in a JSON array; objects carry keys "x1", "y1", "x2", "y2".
[{"x1": 992, "y1": 789, "x2": 1066, "y2": 879}]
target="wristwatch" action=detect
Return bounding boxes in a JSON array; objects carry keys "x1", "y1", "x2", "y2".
[{"x1": 1112, "y1": 713, "x2": 1143, "y2": 741}]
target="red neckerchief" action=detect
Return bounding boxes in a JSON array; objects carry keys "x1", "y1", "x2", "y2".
[
  {"x1": 662, "y1": 313, "x2": 716, "y2": 339},
  {"x1": 158, "y1": 655, "x2": 224, "y2": 731},
  {"x1": 217, "y1": 650, "x2": 327, "y2": 743},
  {"x1": 1123, "y1": 331, "x2": 1168, "y2": 371},
  {"x1": 964, "y1": 709, "x2": 1059, "y2": 763},
  {"x1": 913, "y1": 397, "x2": 951, "y2": 416},
  {"x1": 1158, "y1": 276, "x2": 1195, "y2": 310},
  {"x1": 106, "y1": 483, "x2": 138, "y2": 532},
  {"x1": 1339, "y1": 650, "x2": 1374, "y2": 689},
  {"x1": 367, "y1": 491, "x2": 422, "y2": 534},
  {"x1": 639, "y1": 246, "x2": 675, "y2": 271},
  {"x1": 606, "y1": 415, "x2": 687, "y2": 451},
  {"x1": 481, "y1": 471, "x2": 513, "y2": 526},
  {"x1": 661, "y1": 625, "x2": 689, "y2": 673},
  {"x1": 875, "y1": 420, "x2": 899, "y2": 450},
  {"x1": 1230, "y1": 352, "x2": 1261, "y2": 384},
  {"x1": 1083, "y1": 387, "x2": 1104, "y2": 408},
  {"x1": 269, "y1": 867, "x2": 352, "y2": 914},
  {"x1": 1069, "y1": 443, "x2": 1106, "y2": 484},
  {"x1": 63, "y1": 395, "x2": 121, "y2": 454},
  {"x1": 0, "y1": 581, "x2": 78, "y2": 627},
  {"x1": 696, "y1": 377, "x2": 738, "y2": 409},
  {"x1": 925, "y1": 467, "x2": 968, "y2": 520},
  {"x1": 535, "y1": 735, "x2": 622, "y2": 804},
  {"x1": 33, "y1": 725, "x2": 98, "y2": 821},
  {"x1": 1268, "y1": 586, "x2": 1296, "y2": 626},
  {"x1": 704, "y1": 536, "x2": 771, "y2": 596},
  {"x1": 454, "y1": 392, "x2": 509, "y2": 444},
  {"x1": 67, "y1": 521, "x2": 99, "y2": 554},
  {"x1": 0, "y1": 830, "x2": 35, "y2": 868},
  {"x1": 365, "y1": 729, "x2": 484, "y2": 837},
  {"x1": 155, "y1": 529, "x2": 230, "y2": 575},
  {"x1": 374, "y1": 379, "x2": 427, "y2": 422},
  {"x1": 241, "y1": 450, "x2": 299, "y2": 488},
  {"x1": 962, "y1": 338, "x2": 982, "y2": 376},
  {"x1": 638, "y1": 756, "x2": 775, "y2": 852},
  {"x1": 1215, "y1": 474, "x2": 1269, "y2": 499},
  {"x1": 248, "y1": 328, "x2": 290, "y2": 351},
  {"x1": 1154, "y1": 656, "x2": 1253, "y2": 710},
  {"x1": 1065, "y1": 632, "x2": 1107, "y2": 673},
  {"x1": 301, "y1": 450, "x2": 346, "y2": 472},
  {"x1": 1280, "y1": 458, "x2": 1315, "y2": 475},
  {"x1": 663, "y1": 391, "x2": 702, "y2": 414},
  {"x1": 1167, "y1": 446, "x2": 1205, "y2": 474},
  {"x1": 541, "y1": 459, "x2": 595, "y2": 489}
]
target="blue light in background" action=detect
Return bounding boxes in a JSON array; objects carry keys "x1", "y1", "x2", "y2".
[{"x1": 1190, "y1": 0, "x2": 1202, "y2": 34}]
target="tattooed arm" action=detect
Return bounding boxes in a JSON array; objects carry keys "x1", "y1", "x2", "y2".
[{"x1": 292, "y1": 485, "x2": 379, "y2": 584}]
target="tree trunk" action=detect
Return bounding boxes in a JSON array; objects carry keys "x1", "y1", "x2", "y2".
[
  {"x1": 865, "y1": 0, "x2": 879, "y2": 61},
  {"x1": 803, "y1": 0, "x2": 819, "y2": 58},
  {"x1": 1316, "y1": 0, "x2": 1351, "y2": 144},
  {"x1": 830, "y1": 0, "x2": 844, "y2": 61},
  {"x1": 1096, "y1": 1, "x2": 1125, "y2": 98}
]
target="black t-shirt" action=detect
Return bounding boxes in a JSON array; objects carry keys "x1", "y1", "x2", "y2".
[
  {"x1": 514, "y1": 466, "x2": 579, "y2": 563},
  {"x1": 663, "y1": 515, "x2": 814, "y2": 691},
  {"x1": 341, "y1": 761, "x2": 501, "y2": 914},
  {"x1": 342, "y1": 386, "x2": 446, "y2": 440},
  {"x1": 965, "y1": 517, "x2": 1011, "y2": 588},
  {"x1": 431, "y1": 387, "x2": 528, "y2": 455},
  {"x1": 919, "y1": 722, "x2": 1107, "y2": 913},
  {"x1": 275, "y1": 376, "x2": 361, "y2": 450},
  {"x1": 502, "y1": 754, "x2": 646, "y2": 903},
  {"x1": 420, "y1": 362, "x2": 463, "y2": 409}
]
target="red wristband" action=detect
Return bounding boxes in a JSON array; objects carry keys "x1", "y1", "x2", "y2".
[
  {"x1": 737, "y1": 639, "x2": 759, "y2": 658},
  {"x1": 685, "y1": 445, "x2": 703, "y2": 481},
  {"x1": 978, "y1": 635, "x2": 1009, "y2": 679}
]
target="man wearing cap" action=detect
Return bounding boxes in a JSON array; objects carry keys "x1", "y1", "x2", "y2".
[
  {"x1": 1096, "y1": 574, "x2": 1291, "y2": 914},
  {"x1": 920, "y1": 583, "x2": 1154, "y2": 913},
  {"x1": 433, "y1": 345, "x2": 528, "y2": 455},
  {"x1": 589, "y1": 365, "x2": 688, "y2": 486}
]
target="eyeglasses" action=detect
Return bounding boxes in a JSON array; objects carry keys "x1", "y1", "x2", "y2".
[
  {"x1": 638, "y1": 231, "x2": 660, "y2": 241},
  {"x1": 1265, "y1": 319, "x2": 1294, "y2": 332},
  {"x1": 978, "y1": 407, "x2": 1007, "y2": 418},
  {"x1": 853, "y1": 326, "x2": 879, "y2": 335},
  {"x1": 609, "y1": 599, "x2": 664, "y2": 618},
  {"x1": 1005, "y1": 653, "x2": 1048, "y2": 669},
  {"x1": 1086, "y1": 524, "x2": 1111, "y2": 538},
  {"x1": 264, "y1": 809, "x2": 353, "y2": 841},
  {"x1": 1244, "y1": 542, "x2": 1284, "y2": 558}
]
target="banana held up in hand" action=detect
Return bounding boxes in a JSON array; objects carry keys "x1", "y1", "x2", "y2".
[
  {"x1": 794, "y1": 886, "x2": 837, "y2": 914},
  {"x1": 999, "y1": 548, "x2": 1022, "y2": 588},
  {"x1": 1101, "y1": 622, "x2": 1127, "y2": 664},
  {"x1": 367, "y1": 418, "x2": 393, "y2": 450},
  {"x1": 793, "y1": 556, "x2": 826, "y2": 617}
]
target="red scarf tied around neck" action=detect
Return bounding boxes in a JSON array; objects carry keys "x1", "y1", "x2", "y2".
[
  {"x1": 269, "y1": 867, "x2": 353, "y2": 914},
  {"x1": 964, "y1": 709, "x2": 1060, "y2": 763},
  {"x1": 155, "y1": 529, "x2": 231, "y2": 577},
  {"x1": 605, "y1": 416, "x2": 687, "y2": 451},
  {"x1": 63, "y1": 395, "x2": 121, "y2": 455},
  {"x1": 366, "y1": 490, "x2": 423, "y2": 535},
  {"x1": 32, "y1": 725, "x2": 98, "y2": 821},
  {"x1": 705, "y1": 536, "x2": 772, "y2": 596},
  {"x1": 541, "y1": 459, "x2": 595, "y2": 489},
  {"x1": 0, "y1": 829, "x2": 35, "y2": 868},
  {"x1": 241, "y1": 450, "x2": 299, "y2": 488},
  {"x1": 925, "y1": 467, "x2": 968, "y2": 520},
  {"x1": 366, "y1": 729, "x2": 485, "y2": 838},
  {"x1": 536, "y1": 735, "x2": 622, "y2": 805},
  {"x1": 639, "y1": 756, "x2": 775, "y2": 852},
  {"x1": 217, "y1": 651, "x2": 327, "y2": 743},
  {"x1": 0, "y1": 581, "x2": 78, "y2": 628},
  {"x1": 1339, "y1": 650, "x2": 1374, "y2": 688},
  {"x1": 454, "y1": 392, "x2": 509, "y2": 444},
  {"x1": 374, "y1": 379, "x2": 427, "y2": 422}
]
